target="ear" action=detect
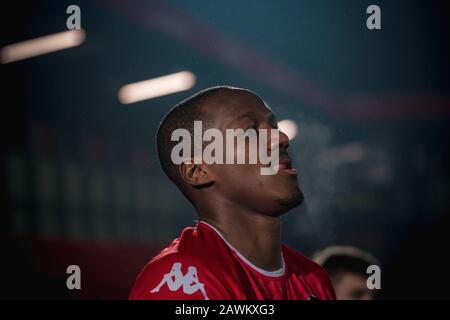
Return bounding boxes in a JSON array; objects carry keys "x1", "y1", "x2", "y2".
[{"x1": 179, "y1": 161, "x2": 214, "y2": 187}]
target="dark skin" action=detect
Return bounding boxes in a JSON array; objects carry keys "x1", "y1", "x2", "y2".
[{"x1": 179, "y1": 88, "x2": 303, "y2": 271}]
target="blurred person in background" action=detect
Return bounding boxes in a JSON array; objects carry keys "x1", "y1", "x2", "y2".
[{"x1": 314, "y1": 246, "x2": 378, "y2": 300}]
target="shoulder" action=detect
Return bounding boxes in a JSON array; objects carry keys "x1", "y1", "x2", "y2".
[
  {"x1": 282, "y1": 244, "x2": 337, "y2": 300},
  {"x1": 282, "y1": 244, "x2": 324, "y2": 274},
  {"x1": 128, "y1": 250, "x2": 203, "y2": 299},
  {"x1": 129, "y1": 225, "x2": 230, "y2": 300}
]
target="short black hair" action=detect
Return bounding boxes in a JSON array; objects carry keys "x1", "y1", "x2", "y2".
[
  {"x1": 156, "y1": 85, "x2": 237, "y2": 186},
  {"x1": 313, "y1": 246, "x2": 378, "y2": 283}
]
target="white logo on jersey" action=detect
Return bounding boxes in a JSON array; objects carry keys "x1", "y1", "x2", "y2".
[{"x1": 150, "y1": 262, "x2": 209, "y2": 300}]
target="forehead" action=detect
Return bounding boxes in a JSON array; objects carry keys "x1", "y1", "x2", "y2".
[
  {"x1": 339, "y1": 273, "x2": 368, "y2": 289},
  {"x1": 206, "y1": 90, "x2": 273, "y2": 122}
]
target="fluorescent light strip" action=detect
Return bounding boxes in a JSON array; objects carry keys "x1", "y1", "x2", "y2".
[
  {"x1": 118, "y1": 71, "x2": 196, "y2": 104},
  {"x1": 1, "y1": 29, "x2": 86, "y2": 64}
]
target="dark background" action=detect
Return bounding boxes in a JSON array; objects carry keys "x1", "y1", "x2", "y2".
[{"x1": 1, "y1": 0, "x2": 449, "y2": 299}]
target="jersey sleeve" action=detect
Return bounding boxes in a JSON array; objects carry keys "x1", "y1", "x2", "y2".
[{"x1": 129, "y1": 255, "x2": 226, "y2": 300}]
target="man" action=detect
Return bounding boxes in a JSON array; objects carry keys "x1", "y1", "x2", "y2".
[
  {"x1": 313, "y1": 246, "x2": 378, "y2": 300},
  {"x1": 129, "y1": 86, "x2": 336, "y2": 300}
]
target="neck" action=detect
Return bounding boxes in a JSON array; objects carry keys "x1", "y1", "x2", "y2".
[{"x1": 198, "y1": 200, "x2": 283, "y2": 272}]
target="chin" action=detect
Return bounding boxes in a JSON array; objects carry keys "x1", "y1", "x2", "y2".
[{"x1": 277, "y1": 187, "x2": 304, "y2": 211}]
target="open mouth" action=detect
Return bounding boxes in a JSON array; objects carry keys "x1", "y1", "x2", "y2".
[{"x1": 277, "y1": 154, "x2": 297, "y2": 175}]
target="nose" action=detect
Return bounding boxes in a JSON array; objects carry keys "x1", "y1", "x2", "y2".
[{"x1": 279, "y1": 129, "x2": 290, "y2": 151}]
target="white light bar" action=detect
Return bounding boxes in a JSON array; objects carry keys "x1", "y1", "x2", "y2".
[
  {"x1": 118, "y1": 71, "x2": 196, "y2": 104},
  {"x1": 1, "y1": 29, "x2": 86, "y2": 64}
]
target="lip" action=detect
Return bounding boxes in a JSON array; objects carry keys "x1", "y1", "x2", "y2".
[{"x1": 277, "y1": 155, "x2": 297, "y2": 175}]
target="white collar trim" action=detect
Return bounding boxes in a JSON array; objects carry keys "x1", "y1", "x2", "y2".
[{"x1": 198, "y1": 220, "x2": 286, "y2": 277}]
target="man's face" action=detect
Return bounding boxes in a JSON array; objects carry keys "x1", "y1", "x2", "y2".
[
  {"x1": 205, "y1": 90, "x2": 303, "y2": 216},
  {"x1": 334, "y1": 273, "x2": 375, "y2": 300}
]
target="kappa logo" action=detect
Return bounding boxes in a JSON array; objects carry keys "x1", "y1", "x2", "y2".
[{"x1": 150, "y1": 262, "x2": 209, "y2": 300}]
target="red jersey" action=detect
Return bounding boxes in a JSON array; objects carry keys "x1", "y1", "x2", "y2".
[{"x1": 129, "y1": 221, "x2": 336, "y2": 300}]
